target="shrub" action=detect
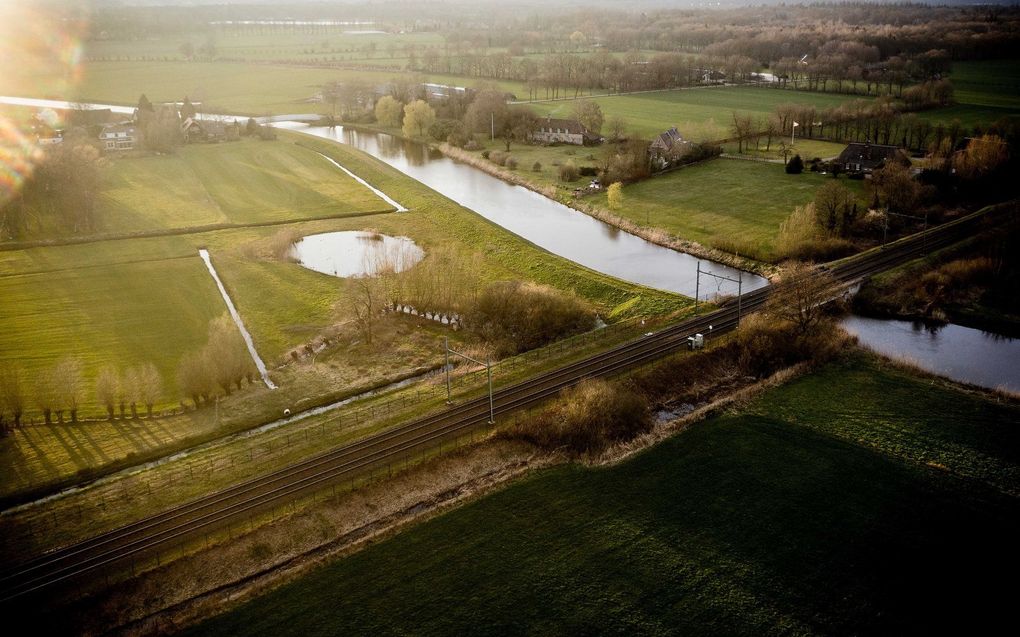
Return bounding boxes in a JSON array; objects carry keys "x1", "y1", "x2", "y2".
[
  {"x1": 506, "y1": 379, "x2": 652, "y2": 455},
  {"x1": 481, "y1": 150, "x2": 491, "y2": 159},
  {"x1": 785, "y1": 154, "x2": 804, "y2": 174},
  {"x1": 578, "y1": 166, "x2": 599, "y2": 177},
  {"x1": 532, "y1": 161, "x2": 542, "y2": 172},
  {"x1": 489, "y1": 150, "x2": 508, "y2": 166},
  {"x1": 428, "y1": 118, "x2": 459, "y2": 143},
  {"x1": 558, "y1": 160, "x2": 579, "y2": 182},
  {"x1": 505, "y1": 156, "x2": 518, "y2": 170},
  {"x1": 468, "y1": 281, "x2": 593, "y2": 355}
]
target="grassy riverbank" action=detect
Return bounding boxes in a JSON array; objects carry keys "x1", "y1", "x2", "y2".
[
  {"x1": 591, "y1": 158, "x2": 866, "y2": 262},
  {"x1": 187, "y1": 352, "x2": 1020, "y2": 635},
  {"x1": 0, "y1": 128, "x2": 687, "y2": 501}
]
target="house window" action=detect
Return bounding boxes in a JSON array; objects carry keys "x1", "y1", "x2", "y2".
[{"x1": 106, "y1": 141, "x2": 115, "y2": 149}]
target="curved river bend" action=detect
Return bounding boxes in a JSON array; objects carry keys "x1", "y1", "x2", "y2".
[
  {"x1": 275, "y1": 122, "x2": 766, "y2": 299},
  {"x1": 0, "y1": 97, "x2": 765, "y2": 298}
]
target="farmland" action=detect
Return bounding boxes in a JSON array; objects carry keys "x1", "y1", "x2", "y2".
[
  {"x1": 187, "y1": 353, "x2": 1020, "y2": 636},
  {"x1": 593, "y1": 158, "x2": 866, "y2": 261},
  {"x1": 919, "y1": 59, "x2": 1020, "y2": 129},
  {"x1": 0, "y1": 129, "x2": 686, "y2": 497},
  {"x1": 530, "y1": 87, "x2": 869, "y2": 141},
  {"x1": 13, "y1": 138, "x2": 392, "y2": 242}
]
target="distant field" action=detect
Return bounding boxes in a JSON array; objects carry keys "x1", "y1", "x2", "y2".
[
  {"x1": 919, "y1": 59, "x2": 1020, "y2": 128},
  {"x1": 62, "y1": 61, "x2": 524, "y2": 116},
  {"x1": 595, "y1": 158, "x2": 866, "y2": 261},
  {"x1": 530, "y1": 87, "x2": 869, "y2": 141},
  {"x1": 187, "y1": 354, "x2": 1020, "y2": 636}
]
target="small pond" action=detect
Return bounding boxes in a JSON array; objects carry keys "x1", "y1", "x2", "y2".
[
  {"x1": 841, "y1": 315, "x2": 1020, "y2": 393},
  {"x1": 290, "y1": 231, "x2": 424, "y2": 278}
]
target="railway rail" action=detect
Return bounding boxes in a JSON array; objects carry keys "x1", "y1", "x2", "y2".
[{"x1": 0, "y1": 205, "x2": 1000, "y2": 604}]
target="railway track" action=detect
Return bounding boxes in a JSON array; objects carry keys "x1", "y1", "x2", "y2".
[{"x1": 0, "y1": 206, "x2": 999, "y2": 603}]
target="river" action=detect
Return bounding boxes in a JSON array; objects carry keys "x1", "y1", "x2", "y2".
[
  {"x1": 0, "y1": 95, "x2": 766, "y2": 298},
  {"x1": 842, "y1": 315, "x2": 1020, "y2": 393},
  {"x1": 274, "y1": 122, "x2": 767, "y2": 298}
]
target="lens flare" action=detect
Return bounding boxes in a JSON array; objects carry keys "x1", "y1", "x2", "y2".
[{"x1": 0, "y1": 0, "x2": 88, "y2": 205}]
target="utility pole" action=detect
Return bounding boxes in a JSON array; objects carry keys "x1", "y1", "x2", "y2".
[
  {"x1": 884, "y1": 209, "x2": 929, "y2": 255},
  {"x1": 695, "y1": 261, "x2": 701, "y2": 311},
  {"x1": 694, "y1": 263, "x2": 745, "y2": 322},
  {"x1": 444, "y1": 339, "x2": 495, "y2": 425}
]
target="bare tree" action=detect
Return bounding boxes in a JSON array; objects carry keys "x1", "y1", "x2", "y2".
[
  {"x1": 137, "y1": 363, "x2": 164, "y2": 418},
  {"x1": 0, "y1": 364, "x2": 26, "y2": 432},
  {"x1": 765, "y1": 261, "x2": 841, "y2": 335},
  {"x1": 206, "y1": 316, "x2": 249, "y2": 395},
  {"x1": 814, "y1": 181, "x2": 858, "y2": 236},
  {"x1": 53, "y1": 357, "x2": 84, "y2": 423},
  {"x1": 34, "y1": 368, "x2": 58, "y2": 425},
  {"x1": 607, "y1": 115, "x2": 628, "y2": 142},
  {"x1": 95, "y1": 365, "x2": 120, "y2": 420}
]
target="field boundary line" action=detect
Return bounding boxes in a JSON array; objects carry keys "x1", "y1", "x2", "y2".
[
  {"x1": 315, "y1": 152, "x2": 408, "y2": 212},
  {"x1": 198, "y1": 249, "x2": 277, "y2": 390}
]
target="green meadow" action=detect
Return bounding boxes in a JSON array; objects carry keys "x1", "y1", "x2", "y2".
[
  {"x1": 596, "y1": 158, "x2": 865, "y2": 261},
  {"x1": 188, "y1": 353, "x2": 1020, "y2": 636},
  {"x1": 530, "y1": 87, "x2": 869, "y2": 141},
  {"x1": 14, "y1": 138, "x2": 391, "y2": 242},
  {"x1": 0, "y1": 131, "x2": 684, "y2": 423},
  {"x1": 919, "y1": 59, "x2": 1020, "y2": 129}
]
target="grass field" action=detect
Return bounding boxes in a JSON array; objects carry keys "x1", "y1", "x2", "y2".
[
  {"x1": 530, "y1": 87, "x2": 870, "y2": 142},
  {"x1": 0, "y1": 129, "x2": 687, "y2": 496},
  {"x1": 919, "y1": 59, "x2": 1020, "y2": 129},
  {"x1": 0, "y1": 60, "x2": 524, "y2": 117},
  {"x1": 14, "y1": 138, "x2": 392, "y2": 241},
  {"x1": 187, "y1": 354, "x2": 1020, "y2": 636},
  {"x1": 721, "y1": 138, "x2": 847, "y2": 161},
  {"x1": 0, "y1": 255, "x2": 224, "y2": 402},
  {"x1": 593, "y1": 158, "x2": 865, "y2": 261},
  {"x1": 0, "y1": 133, "x2": 684, "y2": 414}
]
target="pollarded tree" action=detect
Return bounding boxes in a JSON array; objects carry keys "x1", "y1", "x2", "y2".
[
  {"x1": 402, "y1": 99, "x2": 436, "y2": 139},
  {"x1": 137, "y1": 362, "x2": 164, "y2": 418},
  {"x1": 178, "y1": 351, "x2": 212, "y2": 408},
  {"x1": 34, "y1": 368, "x2": 58, "y2": 425},
  {"x1": 206, "y1": 315, "x2": 250, "y2": 395},
  {"x1": 95, "y1": 365, "x2": 120, "y2": 421},
  {"x1": 0, "y1": 364, "x2": 26, "y2": 432},
  {"x1": 121, "y1": 366, "x2": 140, "y2": 419},
  {"x1": 53, "y1": 356, "x2": 84, "y2": 423},
  {"x1": 374, "y1": 95, "x2": 403, "y2": 128}
]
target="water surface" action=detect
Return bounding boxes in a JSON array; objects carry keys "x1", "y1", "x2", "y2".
[
  {"x1": 291, "y1": 231, "x2": 424, "y2": 278},
  {"x1": 841, "y1": 315, "x2": 1020, "y2": 392},
  {"x1": 275, "y1": 122, "x2": 767, "y2": 298}
]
